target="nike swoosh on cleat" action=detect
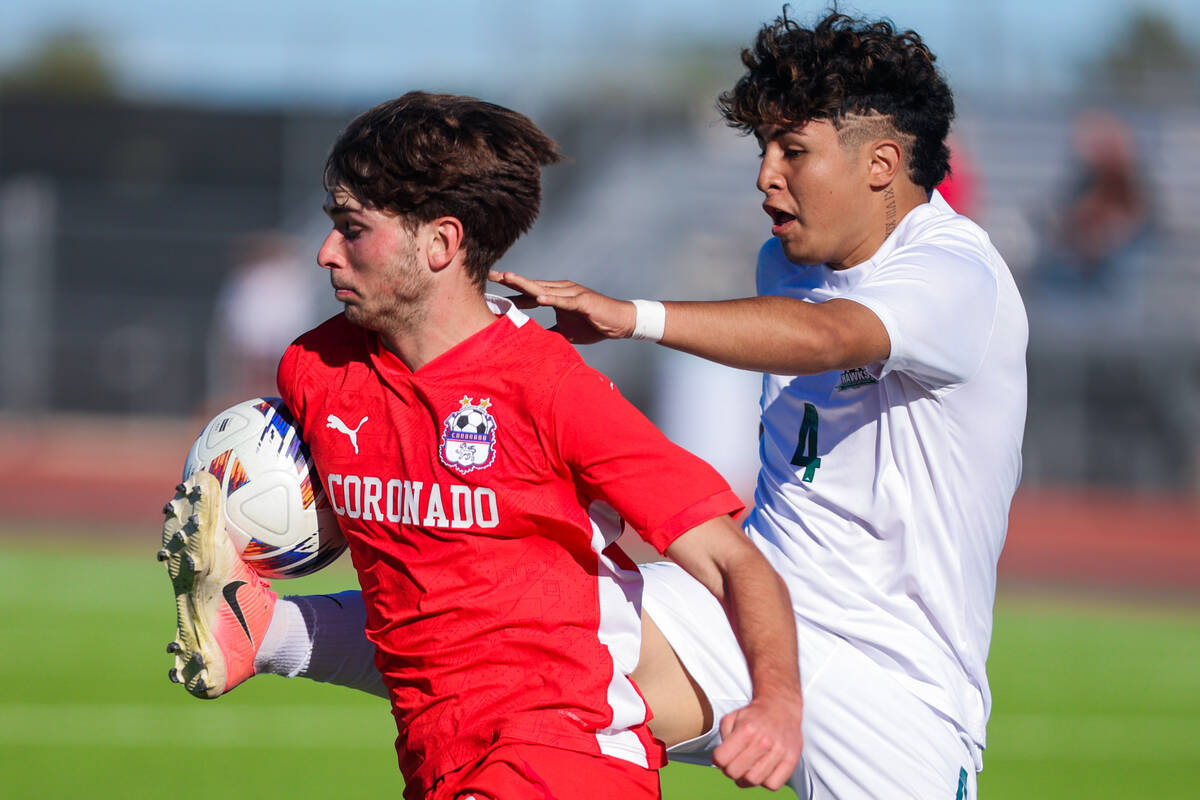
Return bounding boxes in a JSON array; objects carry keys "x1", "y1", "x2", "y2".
[{"x1": 222, "y1": 581, "x2": 254, "y2": 644}]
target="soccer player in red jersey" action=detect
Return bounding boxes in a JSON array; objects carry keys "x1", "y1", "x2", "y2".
[{"x1": 197, "y1": 91, "x2": 802, "y2": 800}]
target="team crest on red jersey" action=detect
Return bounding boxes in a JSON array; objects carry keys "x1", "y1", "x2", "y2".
[{"x1": 439, "y1": 396, "x2": 497, "y2": 473}]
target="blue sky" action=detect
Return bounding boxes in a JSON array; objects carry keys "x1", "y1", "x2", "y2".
[{"x1": 2, "y1": 0, "x2": 1197, "y2": 106}]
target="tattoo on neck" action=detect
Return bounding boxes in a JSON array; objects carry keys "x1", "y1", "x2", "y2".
[{"x1": 884, "y1": 187, "x2": 898, "y2": 235}]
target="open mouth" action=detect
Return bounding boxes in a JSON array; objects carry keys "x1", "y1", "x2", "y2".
[
  {"x1": 764, "y1": 205, "x2": 797, "y2": 229},
  {"x1": 768, "y1": 205, "x2": 796, "y2": 226}
]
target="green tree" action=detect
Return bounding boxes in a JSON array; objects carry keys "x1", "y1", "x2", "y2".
[
  {"x1": 1088, "y1": 9, "x2": 1199, "y2": 101},
  {"x1": 1, "y1": 29, "x2": 120, "y2": 99}
]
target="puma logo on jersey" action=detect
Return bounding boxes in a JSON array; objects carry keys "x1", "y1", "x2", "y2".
[{"x1": 327, "y1": 414, "x2": 368, "y2": 454}]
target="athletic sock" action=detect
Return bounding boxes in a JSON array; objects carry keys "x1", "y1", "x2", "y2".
[
  {"x1": 255, "y1": 591, "x2": 388, "y2": 698},
  {"x1": 254, "y1": 597, "x2": 310, "y2": 678}
]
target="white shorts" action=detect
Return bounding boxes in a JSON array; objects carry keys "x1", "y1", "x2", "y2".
[{"x1": 640, "y1": 561, "x2": 980, "y2": 799}]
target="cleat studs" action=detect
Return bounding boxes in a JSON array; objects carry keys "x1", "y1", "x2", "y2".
[
  {"x1": 168, "y1": 668, "x2": 181, "y2": 683},
  {"x1": 190, "y1": 652, "x2": 205, "y2": 669},
  {"x1": 163, "y1": 502, "x2": 176, "y2": 517},
  {"x1": 156, "y1": 549, "x2": 170, "y2": 562},
  {"x1": 193, "y1": 677, "x2": 208, "y2": 694},
  {"x1": 171, "y1": 530, "x2": 186, "y2": 547},
  {"x1": 166, "y1": 641, "x2": 181, "y2": 654},
  {"x1": 175, "y1": 482, "x2": 187, "y2": 494}
]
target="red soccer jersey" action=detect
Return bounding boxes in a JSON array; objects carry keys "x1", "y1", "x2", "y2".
[{"x1": 277, "y1": 297, "x2": 743, "y2": 798}]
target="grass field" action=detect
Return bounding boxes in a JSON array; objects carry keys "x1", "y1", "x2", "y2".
[{"x1": 2, "y1": 533, "x2": 1198, "y2": 799}]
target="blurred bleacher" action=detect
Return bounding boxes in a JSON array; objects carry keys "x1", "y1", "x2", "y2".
[
  {"x1": 1, "y1": 88, "x2": 1199, "y2": 515},
  {"x1": 957, "y1": 95, "x2": 1200, "y2": 491}
]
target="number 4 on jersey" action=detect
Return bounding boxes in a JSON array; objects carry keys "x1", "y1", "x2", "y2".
[{"x1": 790, "y1": 403, "x2": 822, "y2": 482}]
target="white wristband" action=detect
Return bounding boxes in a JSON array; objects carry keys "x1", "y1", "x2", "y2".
[{"x1": 630, "y1": 299, "x2": 666, "y2": 342}]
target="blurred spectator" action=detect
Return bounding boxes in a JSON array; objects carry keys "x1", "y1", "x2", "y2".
[
  {"x1": 1031, "y1": 110, "x2": 1153, "y2": 303},
  {"x1": 207, "y1": 231, "x2": 318, "y2": 409}
]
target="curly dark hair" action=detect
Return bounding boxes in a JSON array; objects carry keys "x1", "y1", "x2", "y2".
[
  {"x1": 718, "y1": 9, "x2": 954, "y2": 192},
  {"x1": 324, "y1": 91, "x2": 562, "y2": 285}
]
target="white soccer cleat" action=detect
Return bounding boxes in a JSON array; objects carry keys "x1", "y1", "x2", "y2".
[{"x1": 160, "y1": 471, "x2": 277, "y2": 699}]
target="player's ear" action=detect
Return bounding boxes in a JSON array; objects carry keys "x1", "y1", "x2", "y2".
[
  {"x1": 866, "y1": 139, "x2": 903, "y2": 189},
  {"x1": 427, "y1": 216, "x2": 464, "y2": 271}
]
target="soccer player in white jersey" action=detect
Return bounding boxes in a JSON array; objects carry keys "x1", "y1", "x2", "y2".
[
  {"x1": 165, "y1": 10, "x2": 1026, "y2": 799},
  {"x1": 492, "y1": 11, "x2": 1028, "y2": 798}
]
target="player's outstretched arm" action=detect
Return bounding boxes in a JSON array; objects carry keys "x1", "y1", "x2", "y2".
[
  {"x1": 489, "y1": 270, "x2": 889, "y2": 375},
  {"x1": 489, "y1": 271, "x2": 635, "y2": 344},
  {"x1": 664, "y1": 516, "x2": 804, "y2": 791}
]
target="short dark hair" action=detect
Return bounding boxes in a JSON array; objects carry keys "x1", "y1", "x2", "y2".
[
  {"x1": 718, "y1": 10, "x2": 955, "y2": 192},
  {"x1": 324, "y1": 91, "x2": 562, "y2": 285}
]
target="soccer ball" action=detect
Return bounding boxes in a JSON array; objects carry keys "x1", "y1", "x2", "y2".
[
  {"x1": 182, "y1": 398, "x2": 345, "y2": 579},
  {"x1": 455, "y1": 410, "x2": 489, "y2": 434}
]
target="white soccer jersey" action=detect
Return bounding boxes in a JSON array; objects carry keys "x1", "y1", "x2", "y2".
[{"x1": 746, "y1": 190, "x2": 1027, "y2": 750}]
